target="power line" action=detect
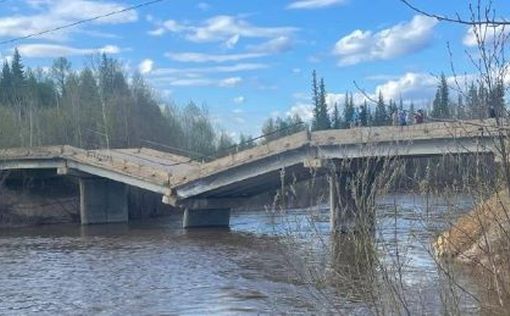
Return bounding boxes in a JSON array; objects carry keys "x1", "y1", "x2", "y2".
[{"x1": 0, "y1": 0, "x2": 167, "y2": 46}]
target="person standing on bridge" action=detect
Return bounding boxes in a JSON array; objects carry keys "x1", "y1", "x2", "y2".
[
  {"x1": 392, "y1": 110, "x2": 399, "y2": 126},
  {"x1": 399, "y1": 110, "x2": 407, "y2": 127},
  {"x1": 415, "y1": 109, "x2": 424, "y2": 124}
]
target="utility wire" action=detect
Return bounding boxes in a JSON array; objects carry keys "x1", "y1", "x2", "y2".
[{"x1": 0, "y1": 0, "x2": 167, "y2": 45}]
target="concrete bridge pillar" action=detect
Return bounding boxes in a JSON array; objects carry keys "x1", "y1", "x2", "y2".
[
  {"x1": 180, "y1": 198, "x2": 234, "y2": 229},
  {"x1": 329, "y1": 159, "x2": 381, "y2": 234},
  {"x1": 79, "y1": 178, "x2": 128, "y2": 224},
  {"x1": 183, "y1": 208, "x2": 231, "y2": 229}
]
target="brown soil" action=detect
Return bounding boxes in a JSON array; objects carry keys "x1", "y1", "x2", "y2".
[{"x1": 434, "y1": 189, "x2": 510, "y2": 311}]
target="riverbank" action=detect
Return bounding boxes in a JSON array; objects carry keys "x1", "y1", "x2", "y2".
[
  {"x1": 434, "y1": 189, "x2": 510, "y2": 310},
  {"x1": 0, "y1": 181, "x2": 178, "y2": 227},
  {"x1": 0, "y1": 188, "x2": 79, "y2": 227}
]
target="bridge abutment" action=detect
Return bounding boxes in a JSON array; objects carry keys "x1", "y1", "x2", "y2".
[{"x1": 79, "y1": 178, "x2": 128, "y2": 224}]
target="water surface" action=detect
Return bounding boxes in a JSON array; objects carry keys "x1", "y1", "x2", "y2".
[{"x1": 0, "y1": 194, "x2": 480, "y2": 315}]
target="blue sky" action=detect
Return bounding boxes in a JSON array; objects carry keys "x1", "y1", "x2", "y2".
[{"x1": 0, "y1": 0, "x2": 507, "y2": 137}]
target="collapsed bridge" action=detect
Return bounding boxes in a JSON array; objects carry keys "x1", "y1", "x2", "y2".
[{"x1": 0, "y1": 120, "x2": 500, "y2": 229}]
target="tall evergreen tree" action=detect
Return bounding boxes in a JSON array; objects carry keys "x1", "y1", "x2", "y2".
[
  {"x1": 331, "y1": 102, "x2": 341, "y2": 129},
  {"x1": 431, "y1": 73, "x2": 450, "y2": 119},
  {"x1": 0, "y1": 62, "x2": 12, "y2": 106},
  {"x1": 466, "y1": 82, "x2": 479, "y2": 118},
  {"x1": 311, "y1": 70, "x2": 320, "y2": 130},
  {"x1": 457, "y1": 94, "x2": 466, "y2": 119},
  {"x1": 342, "y1": 92, "x2": 354, "y2": 128},
  {"x1": 374, "y1": 91, "x2": 388, "y2": 126},
  {"x1": 488, "y1": 81, "x2": 505, "y2": 118}
]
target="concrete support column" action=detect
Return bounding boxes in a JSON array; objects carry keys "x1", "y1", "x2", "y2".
[
  {"x1": 183, "y1": 208, "x2": 231, "y2": 229},
  {"x1": 329, "y1": 171, "x2": 356, "y2": 234},
  {"x1": 79, "y1": 178, "x2": 128, "y2": 225},
  {"x1": 329, "y1": 158, "x2": 381, "y2": 234}
]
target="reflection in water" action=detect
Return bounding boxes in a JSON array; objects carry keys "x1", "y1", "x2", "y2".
[{"x1": 0, "y1": 194, "x2": 481, "y2": 315}]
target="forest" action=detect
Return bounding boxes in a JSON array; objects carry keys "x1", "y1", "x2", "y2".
[
  {"x1": 0, "y1": 49, "x2": 240, "y2": 158},
  {"x1": 0, "y1": 49, "x2": 506, "y2": 159}
]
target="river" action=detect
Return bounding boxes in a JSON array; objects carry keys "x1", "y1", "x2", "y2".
[{"x1": 0, "y1": 193, "x2": 482, "y2": 315}]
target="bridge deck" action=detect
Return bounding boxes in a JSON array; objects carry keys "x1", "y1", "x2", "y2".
[{"x1": 0, "y1": 119, "x2": 500, "y2": 202}]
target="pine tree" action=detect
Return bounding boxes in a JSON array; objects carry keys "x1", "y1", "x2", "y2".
[
  {"x1": 10, "y1": 48, "x2": 26, "y2": 112},
  {"x1": 488, "y1": 80, "x2": 505, "y2": 118},
  {"x1": 311, "y1": 70, "x2": 320, "y2": 131},
  {"x1": 332, "y1": 102, "x2": 341, "y2": 129},
  {"x1": 374, "y1": 91, "x2": 388, "y2": 126},
  {"x1": 457, "y1": 94, "x2": 466, "y2": 119},
  {"x1": 342, "y1": 92, "x2": 354, "y2": 128},
  {"x1": 431, "y1": 73, "x2": 450, "y2": 119},
  {"x1": 466, "y1": 82, "x2": 479, "y2": 118},
  {"x1": 317, "y1": 78, "x2": 330, "y2": 130},
  {"x1": 311, "y1": 71, "x2": 330, "y2": 131},
  {"x1": 0, "y1": 62, "x2": 12, "y2": 106}
]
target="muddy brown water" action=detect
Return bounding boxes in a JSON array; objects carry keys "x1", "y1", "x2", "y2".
[{"x1": 0, "y1": 194, "x2": 482, "y2": 315}]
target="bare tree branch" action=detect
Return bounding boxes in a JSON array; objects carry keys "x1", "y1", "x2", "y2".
[{"x1": 400, "y1": 0, "x2": 510, "y2": 26}]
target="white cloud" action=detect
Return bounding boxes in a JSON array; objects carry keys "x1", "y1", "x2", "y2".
[
  {"x1": 219, "y1": 76, "x2": 242, "y2": 87},
  {"x1": 152, "y1": 76, "x2": 242, "y2": 88},
  {"x1": 151, "y1": 63, "x2": 267, "y2": 76},
  {"x1": 326, "y1": 92, "x2": 366, "y2": 109},
  {"x1": 333, "y1": 15, "x2": 438, "y2": 65},
  {"x1": 148, "y1": 27, "x2": 166, "y2": 36},
  {"x1": 247, "y1": 36, "x2": 294, "y2": 54},
  {"x1": 138, "y1": 59, "x2": 154, "y2": 74},
  {"x1": 374, "y1": 72, "x2": 437, "y2": 102},
  {"x1": 0, "y1": 0, "x2": 137, "y2": 40},
  {"x1": 16, "y1": 44, "x2": 120, "y2": 58},
  {"x1": 233, "y1": 96, "x2": 246, "y2": 104},
  {"x1": 166, "y1": 52, "x2": 266, "y2": 63},
  {"x1": 233, "y1": 108, "x2": 244, "y2": 113},
  {"x1": 149, "y1": 15, "x2": 296, "y2": 46},
  {"x1": 463, "y1": 25, "x2": 510, "y2": 47},
  {"x1": 287, "y1": 0, "x2": 346, "y2": 9},
  {"x1": 288, "y1": 103, "x2": 313, "y2": 121},
  {"x1": 224, "y1": 34, "x2": 240, "y2": 49}
]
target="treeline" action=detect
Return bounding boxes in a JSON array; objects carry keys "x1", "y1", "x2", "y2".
[
  {"x1": 261, "y1": 71, "x2": 508, "y2": 141},
  {"x1": 0, "y1": 49, "x2": 236, "y2": 157}
]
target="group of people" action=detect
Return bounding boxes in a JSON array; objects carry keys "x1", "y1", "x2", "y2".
[
  {"x1": 349, "y1": 106, "x2": 425, "y2": 128},
  {"x1": 391, "y1": 109, "x2": 424, "y2": 127}
]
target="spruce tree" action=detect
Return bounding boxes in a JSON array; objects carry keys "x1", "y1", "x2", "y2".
[
  {"x1": 342, "y1": 92, "x2": 354, "y2": 128},
  {"x1": 10, "y1": 48, "x2": 26, "y2": 117},
  {"x1": 488, "y1": 81, "x2": 505, "y2": 118},
  {"x1": 374, "y1": 91, "x2": 388, "y2": 126},
  {"x1": 0, "y1": 62, "x2": 12, "y2": 106},
  {"x1": 311, "y1": 70, "x2": 320, "y2": 130},
  {"x1": 431, "y1": 73, "x2": 450, "y2": 119},
  {"x1": 457, "y1": 94, "x2": 466, "y2": 119},
  {"x1": 311, "y1": 71, "x2": 330, "y2": 130},
  {"x1": 466, "y1": 82, "x2": 479, "y2": 118},
  {"x1": 332, "y1": 102, "x2": 341, "y2": 129}
]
